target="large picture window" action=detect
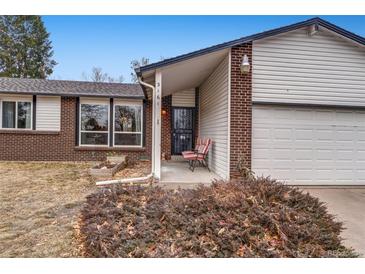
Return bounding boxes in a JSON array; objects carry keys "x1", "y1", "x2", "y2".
[
  {"x1": 80, "y1": 103, "x2": 109, "y2": 146},
  {"x1": 114, "y1": 104, "x2": 142, "y2": 147},
  {"x1": 1, "y1": 100, "x2": 32, "y2": 129}
]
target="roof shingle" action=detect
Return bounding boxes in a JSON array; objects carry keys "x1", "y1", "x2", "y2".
[{"x1": 0, "y1": 77, "x2": 144, "y2": 98}]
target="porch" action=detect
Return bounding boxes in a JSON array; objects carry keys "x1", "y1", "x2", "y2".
[
  {"x1": 160, "y1": 159, "x2": 221, "y2": 187},
  {"x1": 138, "y1": 46, "x2": 232, "y2": 183}
]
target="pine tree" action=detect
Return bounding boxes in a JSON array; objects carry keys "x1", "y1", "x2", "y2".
[{"x1": 0, "y1": 16, "x2": 57, "y2": 78}]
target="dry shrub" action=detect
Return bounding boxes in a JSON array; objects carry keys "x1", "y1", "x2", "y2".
[{"x1": 78, "y1": 178, "x2": 357, "y2": 258}]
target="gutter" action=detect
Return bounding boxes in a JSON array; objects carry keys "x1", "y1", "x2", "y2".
[{"x1": 96, "y1": 77, "x2": 157, "y2": 186}]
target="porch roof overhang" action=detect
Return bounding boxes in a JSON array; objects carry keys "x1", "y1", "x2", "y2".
[{"x1": 137, "y1": 48, "x2": 229, "y2": 96}]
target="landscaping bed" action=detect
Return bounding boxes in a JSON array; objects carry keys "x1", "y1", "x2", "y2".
[
  {"x1": 112, "y1": 160, "x2": 151, "y2": 180},
  {"x1": 78, "y1": 178, "x2": 357, "y2": 258},
  {"x1": 89, "y1": 160, "x2": 126, "y2": 179}
]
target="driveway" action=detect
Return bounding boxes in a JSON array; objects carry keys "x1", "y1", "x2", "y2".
[{"x1": 303, "y1": 188, "x2": 365, "y2": 257}]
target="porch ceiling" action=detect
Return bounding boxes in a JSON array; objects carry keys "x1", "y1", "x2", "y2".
[{"x1": 140, "y1": 48, "x2": 229, "y2": 96}]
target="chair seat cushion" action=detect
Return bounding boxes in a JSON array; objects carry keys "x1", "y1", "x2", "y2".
[
  {"x1": 183, "y1": 153, "x2": 204, "y2": 160},
  {"x1": 182, "y1": 151, "x2": 195, "y2": 156}
]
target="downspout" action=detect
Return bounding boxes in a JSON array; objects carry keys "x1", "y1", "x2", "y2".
[
  {"x1": 96, "y1": 77, "x2": 156, "y2": 186},
  {"x1": 138, "y1": 77, "x2": 156, "y2": 178}
]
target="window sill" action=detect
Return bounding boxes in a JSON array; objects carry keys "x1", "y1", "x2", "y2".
[
  {"x1": 74, "y1": 146, "x2": 146, "y2": 152},
  {"x1": 0, "y1": 129, "x2": 60, "y2": 135}
]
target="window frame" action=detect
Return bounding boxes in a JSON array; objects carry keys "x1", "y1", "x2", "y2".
[
  {"x1": 79, "y1": 101, "x2": 110, "y2": 147},
  {"x1": 1, "y1": 99, "x2": 33, "y2": 130},
  {"x1": 113, "y1": 101, "x2": 143, "y2": 148}
]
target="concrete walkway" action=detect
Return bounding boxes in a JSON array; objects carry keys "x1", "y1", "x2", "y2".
[{"x1": 303, "y1": 188, "x2": 365, "y2": 257}]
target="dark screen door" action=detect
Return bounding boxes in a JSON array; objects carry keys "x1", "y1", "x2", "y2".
[{"x1": 172, "y1": 107, "x2": 195, "y2": 155}]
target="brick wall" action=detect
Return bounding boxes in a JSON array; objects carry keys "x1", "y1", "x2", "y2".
[
  {"x1": 230, "y1": 43, "x2": 253, "y2": 178},
  {"x1": 161, "y1": 95, "x2": 172, "y2": 160},
  {"x1": 0, "y1": 97, "x2": 152, "y2": 162}
]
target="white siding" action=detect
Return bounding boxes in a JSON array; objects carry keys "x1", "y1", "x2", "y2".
[
  {"x1": 80, "y1": 97, "x2": 109, "y2": 105},
  {"x1": 199, "y1": 55, "x2": 229, "y2": 179},
  {"x1": 253, "y1": 27, "x2": 365, "y2": 107},
  {"x1": 114, "y1": 99, "x2": 143, "y2": 106},
  {"x1": 172, "y1": 89, "x2": 196, "y2": 107},
  {"x1": 252, "y1": 105, "x2": 365, "y2": 185},
  {"x1": 36, "y1": 96, "x2": 61, "y2": 131}
]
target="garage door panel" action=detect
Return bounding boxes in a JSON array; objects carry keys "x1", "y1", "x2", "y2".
[
  {"x1": 271, "y1": 149, "x2": 292, "y2": 159},
  {"x1": 273, "y1": 129, "x2": 292, "y2": 140},
  {"x1": 316, "y1": 150, "x2": 335, "y2": 160},
  {"x1": 316, "y1": 129, "x2": 334, "y2": 140},
  {"x1": 252, "y1": 105, "x2": 365, "y2": 185}
]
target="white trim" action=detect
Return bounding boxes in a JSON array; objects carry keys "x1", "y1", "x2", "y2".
[
  {"x1": 154, "y1": 70, "x2": 162, "y2": 179},
  {"x1": 113, "y1": 102, "x2": 143, "y2": 148},
  {"x1": 227, "y1": 50, "x2": 232, "y2": 179},
  {"x1": 79, "y1": 102, "x2": 110, "y2": 147},
  {"x1": 0, "y1": 99, "x2": 33, "y2": 130}
]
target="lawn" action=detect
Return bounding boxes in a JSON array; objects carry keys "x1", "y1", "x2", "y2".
[{"x1": 0, "y1": 161, "x2": 96, "y2": 257}]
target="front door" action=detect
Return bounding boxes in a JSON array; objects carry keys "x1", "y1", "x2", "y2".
[{"x1": 172, "y1": 107, "x2": 195, "y2": 155}]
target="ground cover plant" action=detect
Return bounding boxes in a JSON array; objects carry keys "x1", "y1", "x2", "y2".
[{"x1": 78, "y1": 178, "x2": 357, "y2": 258}]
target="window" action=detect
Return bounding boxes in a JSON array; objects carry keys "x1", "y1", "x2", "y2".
[
  {"x1": 114, "y1": 104, "x2": 142, "y2": 147},
  {"x1": 1, "y1": 100, "x2": 32, "y2": 129},
  {"x1": 80, "y1": 103, "x2": 109, "y2": 146}
]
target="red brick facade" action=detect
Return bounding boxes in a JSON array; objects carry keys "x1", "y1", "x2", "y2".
[
  {"x1": 161, "y1": 95, "x2": 172, "y2": 160},
  {"x1": 0, "y1": 97, "x2": 152, "y2": 162},
  {"x1": 230, "y1": 43, "x2": 253, "y2": 178},
  {"x1": 0, "y1": 46, "x2": 252, "y2": 171}
]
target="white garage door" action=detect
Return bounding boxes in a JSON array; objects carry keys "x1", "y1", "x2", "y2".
[{"x1": 252, "y1": 105, "x2": 365, "y2": 185}]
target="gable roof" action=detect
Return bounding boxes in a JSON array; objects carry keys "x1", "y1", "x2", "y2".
[
  {"x1": 0, "y1": 77, "x2": 144, "y2": 99},
  {"x1": 136, "y1": 17, "x2": 365, "y2": 75}
]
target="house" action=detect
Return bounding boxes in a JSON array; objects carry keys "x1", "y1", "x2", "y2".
[{"x1": 0, "y1": 17, "x2": 365, "y2": 185}]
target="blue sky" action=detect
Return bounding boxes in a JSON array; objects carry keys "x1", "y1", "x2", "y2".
[{"x1": 43, "y1": 16, "x2": 365, "y2": 82}]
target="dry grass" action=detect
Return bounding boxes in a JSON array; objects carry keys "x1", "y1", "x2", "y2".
[{"x1": 0, "y1": 161, "x2": 96, "y2": 257}]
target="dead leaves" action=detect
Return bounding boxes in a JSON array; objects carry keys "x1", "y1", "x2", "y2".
[{"x1": 78, "y1": 179, "x2": 357, "y2": 258}]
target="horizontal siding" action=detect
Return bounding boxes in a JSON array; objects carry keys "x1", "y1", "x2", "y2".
[
  {"x1": 171, "y1": 89, "x2": 196, "y2": 107},
  {"x1": 80, "y1": 97, "x2": 109, "y2": 105},
  {"x1": 0, "y1": 94, "x2": 32, "y2": 101},
  {"x1": 199, "y1": 55, "x2": 229, "y2": 179},
  {"x1": 252, "y1": 27, "x2": 365, "y2": 107},
  {"x1": 36, "y1": 96, "x2": 61, "y2": 131},
  {"x1": 114, "y1": 99, "x2": 142, "y2": 106}
]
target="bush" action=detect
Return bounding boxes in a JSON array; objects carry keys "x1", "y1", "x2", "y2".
[{"x1": 78, "y1": 178, "x2": 357, "y2": 257}]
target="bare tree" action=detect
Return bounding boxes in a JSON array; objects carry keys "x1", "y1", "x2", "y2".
[
  {"x1": 90, "y1": 67, "x2": 108, "y2": 82},
  {"x1": 130, "y1": 57, "x2": 149, "y2": 83},
  {"x1": 82, "y1": 67, "x2": 124, "y2": 83}
]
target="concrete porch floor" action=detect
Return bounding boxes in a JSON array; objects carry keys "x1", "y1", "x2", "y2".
[{"x1": 160, "y1": 160, "x2": 221, "y2": 188}]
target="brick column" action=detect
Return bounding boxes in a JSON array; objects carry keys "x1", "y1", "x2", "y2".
[
  {"x1": 161, "y1": 95, "x2": 172, "y2": 160},
  {"x1": 230, "y1": 43, "x2": 253, "y2": 178}
]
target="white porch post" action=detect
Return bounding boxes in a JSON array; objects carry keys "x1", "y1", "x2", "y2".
[{"x1": 153, "y1": 70, "x2": 162, "y2": 179}]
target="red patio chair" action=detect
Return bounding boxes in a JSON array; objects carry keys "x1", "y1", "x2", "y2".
[
  {"x1": 181, "y1": 137, "x2": 203, "y2": 157},
  {"x1": 183, "y1": 138, "x2": 212, "y2": 172}
]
